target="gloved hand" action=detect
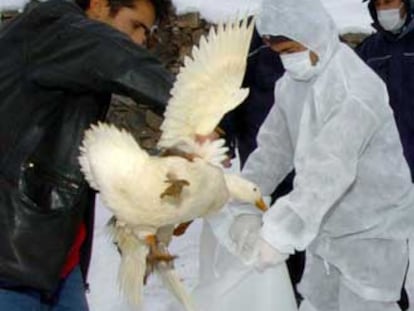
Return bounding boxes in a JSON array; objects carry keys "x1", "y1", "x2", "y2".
[
  {"x1": 253, "y1": 238, "x2": 289, "y2": 272},
  {"x1": 229, "y1": 214, "x2": 262, "y2": 264}
]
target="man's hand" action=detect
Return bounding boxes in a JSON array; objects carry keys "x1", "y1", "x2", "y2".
[
  {"x1": 253, "y1": 238, "x2": 289, "y2": 272},
  {"x1": 221, "y1": 157, "x2": 232, "y2": 168},
  {"x1": 229, "y1": 214, "x2": 290, "y2": 269},
  {"x1": 195, "y1": 131, "x2": 220, "y2": 144},
  {"x1": 229, "y1": 214, "x2": 262, "y2": 264},
  {"x1": 195, "y1": 130, "x2": 232, "y2": 168}
]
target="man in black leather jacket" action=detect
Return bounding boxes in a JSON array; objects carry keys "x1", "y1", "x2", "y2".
[{"x1": 0, "y1": 0, "x2": 172, "y2": 309}]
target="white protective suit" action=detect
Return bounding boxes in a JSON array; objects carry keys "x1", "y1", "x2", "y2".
[{"x1": 209, "y1": 0, "x2": 414, "y2": 310}]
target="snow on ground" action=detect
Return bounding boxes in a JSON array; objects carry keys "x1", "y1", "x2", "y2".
[
  {"x1": 0, "y1": 0, "x2": 28, "y2": 11},
  {"x1": 2, "y1": 0, "x2": 373, "y2": 33},
  {"x1": 172, "y1": 0, "x2": 373, "y2": 33},
  {"x1": 173, "y1": 0, "x2": 261, "y2": 24},
  {"x1": 321, "y1": 1, "x2": 373, "y2": 34}
]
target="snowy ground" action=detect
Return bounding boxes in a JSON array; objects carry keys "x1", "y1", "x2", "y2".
[
  {"x1": 172, "y1": 0, "x2": 373, "y2": 34},
  {"x1": 1, "y1": 0, "x2": 373, "y2": 33},
  {"x1": 0, "y1": 0, "x2": 28, "y2": 11}
]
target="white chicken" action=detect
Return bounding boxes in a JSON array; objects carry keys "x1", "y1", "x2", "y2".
[{"x1": 78, "y1": 17, "x2": 265, "y2": 310}]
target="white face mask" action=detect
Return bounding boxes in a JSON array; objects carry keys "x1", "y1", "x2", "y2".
[
  {"x1": 377, "y1": 4, "x2": 407, "y2": 33},
  {"x1": 280, "y1": 50, "x2": 318, "y2": 81}
]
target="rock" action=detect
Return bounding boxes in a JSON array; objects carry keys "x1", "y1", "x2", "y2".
[
  {"x1": 192, "y1": 29, "x2": 206, "y2": 44},
  {"x1": 106, "y1": 95, "x2": 159, "y2": 149},
  {"x1": 0, "y1": 11, "x2": 18, "y2": 24},
  {"x1": 179, "y1": 45, "x2": 193, "y2": 62},
  {"x1": 176, "y1": 12, "x2": 201, "y2": 29},
  {"x1": 340, "y1": 32, "x2": 371, "y2": 48},
  {"x1": 145, "y1": 110, "x2": 163, "y2": 131}
]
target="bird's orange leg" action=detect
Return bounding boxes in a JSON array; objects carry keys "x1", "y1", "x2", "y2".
[{"x1": 145, "y1": 235, "x2": 177, "y2": 263}]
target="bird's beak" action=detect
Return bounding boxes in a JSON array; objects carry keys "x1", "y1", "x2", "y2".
[{"x1": 255, "y1": 198, "x2": 268, "y2": 212}]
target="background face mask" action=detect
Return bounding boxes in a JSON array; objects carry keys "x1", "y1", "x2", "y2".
[
  {"x1": 377, "y1": 5, "x2": 406, "y2": 32},
  {"x1": 280, "y1": 50, "x2": 318, "y2": 81}
]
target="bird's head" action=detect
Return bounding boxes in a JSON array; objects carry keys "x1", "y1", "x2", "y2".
[{"x1": 224, "y1": 174, "x2": 268, "y2": 212}]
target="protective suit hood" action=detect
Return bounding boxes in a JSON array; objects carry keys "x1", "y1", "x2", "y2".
[{"x1": 256, "y1": 0, "x2": 340, "y2": 75}]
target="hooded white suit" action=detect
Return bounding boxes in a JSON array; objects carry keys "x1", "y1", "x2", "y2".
[{"x1": 210, "y1": 0, "x2": 414, "y2": 310}]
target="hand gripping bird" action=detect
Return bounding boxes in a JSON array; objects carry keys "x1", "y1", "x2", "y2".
[{"x1": 79, "y1": 17, "x2": 266, "y2": 310}]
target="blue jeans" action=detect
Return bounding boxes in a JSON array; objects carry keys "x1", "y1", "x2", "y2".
[{"x1": 0, "y1": 266, "x2": 89, "y2": 311}]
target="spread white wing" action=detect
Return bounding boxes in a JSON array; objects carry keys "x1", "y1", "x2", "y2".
[{"x1": 158, "y1": 17, "x2": 254, "y2": 164}]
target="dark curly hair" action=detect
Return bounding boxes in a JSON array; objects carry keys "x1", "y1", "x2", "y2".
[{"x1": 75, "y1": 0, "x2": 168, "y2": 21}]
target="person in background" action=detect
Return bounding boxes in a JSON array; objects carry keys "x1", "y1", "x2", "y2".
[
  {"x1": 357, "y1": 0, "x2": 414, "y2": 181},
  {"x1": 356, "y1": 1, "x2": 414, "y2": 309},
  {"x1": 0, "y1": 0, "x2": 172, "y2": 310}
]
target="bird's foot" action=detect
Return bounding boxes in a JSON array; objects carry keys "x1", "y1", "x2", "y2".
[
  {"x1": 145, "y1": 235, "x2": 177, "y2": 265},
  {"x1": 147, "y1": 252, "x2": 178, "y2": 263}
]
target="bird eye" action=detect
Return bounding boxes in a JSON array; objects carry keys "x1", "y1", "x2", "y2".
[{"x1": 253, "y1": 188, "x2": 257, "y2": 192}]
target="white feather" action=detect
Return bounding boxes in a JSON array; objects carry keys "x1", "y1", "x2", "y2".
[
  {"x1": 109, "y1": 224, "x2": 149, "y2": 306},
  {"x1": 158, "y1": 17, "x2": 255, "y2": 164}
]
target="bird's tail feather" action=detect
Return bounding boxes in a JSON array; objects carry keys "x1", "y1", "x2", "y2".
[
  {"x1": 109, "y1": 224, "x2": 149, "y2": 306},
  {"x1": 156, "y1": 265, "x2": 196, "y2": 311}
]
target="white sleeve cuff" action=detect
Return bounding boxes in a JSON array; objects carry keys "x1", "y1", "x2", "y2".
[{"x1": 260, "y1": 221, "x2": 296, "y2": 255}]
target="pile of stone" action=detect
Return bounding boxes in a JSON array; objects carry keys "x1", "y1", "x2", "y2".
[
  {"x1": 0, "y1": 10, "x2": 18, "y2": 24},
  {"x1": 151, "y1": 3, "x2": 211, "y2": 74},
  {"x1": 340, "y1": 32, "x2": 371, "y2": 49}
]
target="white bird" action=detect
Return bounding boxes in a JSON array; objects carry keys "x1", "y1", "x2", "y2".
[{"x1": 78, "y1": 17, "x2": 264, "y2": 309}]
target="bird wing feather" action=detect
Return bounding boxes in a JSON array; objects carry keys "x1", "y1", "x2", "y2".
[{"x1": 158, "y1": 17, "x2": 255, "y2": 164}]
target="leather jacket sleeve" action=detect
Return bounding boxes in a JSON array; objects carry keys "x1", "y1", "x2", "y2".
[{"x1": 27, "y1": 14, "x2": 173, "y2": 114}]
